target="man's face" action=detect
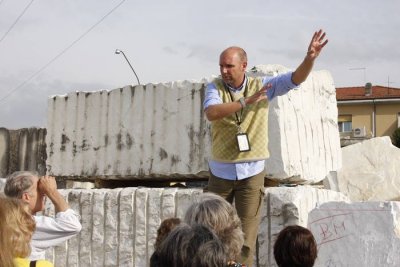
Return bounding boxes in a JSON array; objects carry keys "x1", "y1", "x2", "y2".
[
  {"x1": 219, "y1": 49, "x2": 247, "y2": 88},
  {"x1": 24, "y1": 177, "x2": 46, "y2": 214}
]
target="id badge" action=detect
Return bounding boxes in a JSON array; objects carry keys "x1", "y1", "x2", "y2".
[{"x1": 236, "y1": 133, "x2": 251, "y2": 152}]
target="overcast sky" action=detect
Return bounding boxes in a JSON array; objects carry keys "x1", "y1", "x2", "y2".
[{"x1": 0, "y1": 0, "x2": 399, "y2": 128}]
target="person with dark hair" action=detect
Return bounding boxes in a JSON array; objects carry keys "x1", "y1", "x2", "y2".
[
  {"x1": 184, "y1": 193, "x2": 244, "y2": 266},
  {"x1": 150, "y1": 217, "x2": 182, "y2": 266},
  {"x1": 0, "y1": 195, "x2": 53, "y2": 267},
  {"x1": 153, "y1": 217, "x2": 181, "y2": 251},
  {"x1": 151, "y1": 223, "x2": 227, "y2": 267},
  {"x1": 273, "y1": 225, "x2": 318, "y2": 267},
  {"x1": 203, "y1": 30, "x2": 328, "y2": 266},
  {"x1": 4, "y1": 171, "x2": 81, "y2": 260}
]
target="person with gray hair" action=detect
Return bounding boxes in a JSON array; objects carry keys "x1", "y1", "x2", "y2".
[
  {"x1": 4, "y1": 171, "x2": 81, "y2": 261},
  {"x1": 184, "y1": 192, "x2": 245, "y2": 266},
  {"x1": 150, "y1": 223, "x2": 228, "y2": 267}
]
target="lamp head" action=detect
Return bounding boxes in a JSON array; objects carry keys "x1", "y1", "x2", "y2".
[{"x1": 115, "y1": 49, "x2": 122, "y2": 54}]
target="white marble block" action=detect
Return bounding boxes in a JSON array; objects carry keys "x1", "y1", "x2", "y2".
[
  {"x1": 37, "y1": 187, "x2": 348, "y2": 267},
  {"x1": 46, "y1": 82, "x2": 210, "y2": 179},
  {"x1": 249, "y1": 65, "x2": 341, "y2": 183},
  {"x1": 308, "y1": 201, "x2": 400, "y2": 267},
  {"x1": 0, "y1": 178, "x2": 5, "y2": 191},
  {"x1": 46, "y1": 67, "x2": 340, "y2": 183},
  {"x1": 337, "y1": 136, "x2": 400, "y2": 201},
  {"x1": 258, "y1": 186, "x2": 349, "y2": 267}
]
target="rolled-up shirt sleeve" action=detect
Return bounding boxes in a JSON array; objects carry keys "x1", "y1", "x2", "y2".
[
  {"x1": 203, "y1": 82, "x2": 222, "y2": 110},
  {"x1": 264, "y1": 71, "x2": 298, "y2": 100},
  {"x1": 204, "y1": 72, "x2": 298, "y2": 110},
  {"x1": 30, "y1": 209, "x2": 82, "y2": 260}
]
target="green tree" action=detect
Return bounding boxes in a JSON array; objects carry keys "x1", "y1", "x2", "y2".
[{"x1": 392, "y1": 128, "x2": 400, "y2": 148}]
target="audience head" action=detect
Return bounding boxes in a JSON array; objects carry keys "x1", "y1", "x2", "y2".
[
  {"x1": 151, "y1": 223, "x2": 227, "y2": 267},
  {"x1": 273, "y1": 225, "x2": 318, "y2": 267},
  {"x1": 184, "y1": 192, "x2": 244, "y2": 261},
  {"x1": 154, "y1": 217, "x2": 181, "y2": 251},
  {"x1": 0, "y1": 195, "x2": 36, "y2": 267},
  {"x1": 4, "y1": 171, "x2": 45, "y2": 214}
]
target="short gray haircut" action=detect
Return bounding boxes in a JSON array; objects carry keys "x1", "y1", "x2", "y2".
[
  {"x1": 4, "y1": 171, "x2": 38, "y2": 199},
  {"x1": 184, "y1": 192, "x2": 244, "y2": 261},
  {"x1": 153, "y1": 223, "x2": 227, "y2": 267}
]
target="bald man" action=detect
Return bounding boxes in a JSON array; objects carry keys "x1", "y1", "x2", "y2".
[{"x1": 203, "y1": 30, "x2": 328, "y2": 266}]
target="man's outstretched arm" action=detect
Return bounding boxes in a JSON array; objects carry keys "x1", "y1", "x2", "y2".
[
  {"x1": 205, "y1": 84, "x2": 271, "y2": 121},
  {"x1": 292, "y1": 29, "x2": 328, "y2": 85}
]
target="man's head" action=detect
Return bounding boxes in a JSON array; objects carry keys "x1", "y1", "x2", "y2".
[
  {"x1": 219, "y1": 46, "x2": 248, "y2": 88},
  {"x1": 4, "y1": 171, "x2": 46, "y2": 214}
]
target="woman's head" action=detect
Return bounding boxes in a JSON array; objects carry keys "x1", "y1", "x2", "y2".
[
  {"x1": 184, "y1": 193, "x2": 244, "y2": 261},
  {"x1": 273, "y1": 225, "x2": 318, "y2": 267},
  {"x1": 152, "y1": 223, "x2": 227, "y2": 267},
  {"x1": 154, "y1": 217, "x2": 181, "y2": 251},
  {"x1": 0, "y1": 195, "x2": 36, "y2": 267}
]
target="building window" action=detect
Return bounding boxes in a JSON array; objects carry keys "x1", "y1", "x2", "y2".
[
  {"x1": 338, "y1": 115, "x2": 352, "y2": 132},
  {"x1": 398, "y1": 112, "x2": 400, "y2": 128}
]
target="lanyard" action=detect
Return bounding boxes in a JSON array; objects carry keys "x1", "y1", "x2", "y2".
[{"x1": 223, "y1": 80, "x2": 248, "y2": 131}]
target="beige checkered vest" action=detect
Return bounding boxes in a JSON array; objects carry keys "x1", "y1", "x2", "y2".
[{"x1": 211, "y1": 77, "x2": 269, "y2": 162}]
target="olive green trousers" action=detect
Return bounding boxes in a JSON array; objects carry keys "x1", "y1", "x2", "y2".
[{"x1": 206, "y1": 171, "x2": 265, "y2": 266}]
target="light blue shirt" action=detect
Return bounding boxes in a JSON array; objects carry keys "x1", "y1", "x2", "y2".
[{"x1": 204, "y1": 71, "x2": 298, "y2": 180}]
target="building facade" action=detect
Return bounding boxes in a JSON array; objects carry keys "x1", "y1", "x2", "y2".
[{"x1": 336, "y1": 83, "x2": 400, "y2": 146}]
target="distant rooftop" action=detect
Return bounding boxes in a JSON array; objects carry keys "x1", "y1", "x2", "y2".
[{"x1": 336, "y1": 85, "x2": 400, "y2": 100}]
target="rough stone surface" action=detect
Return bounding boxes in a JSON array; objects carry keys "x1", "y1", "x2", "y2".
[
  {"x1": 0, "y1": 128, "x2": 47, "y2": 177},
  {"x1": 0, "y1": 178, "x2": 5, "y2": 191},
  {"x1": 91, "y1": 189, "x2": 107, "y2": 267},
  {"x1": 65, "y1": 180, "x2": 95, "y2": 189},
  {"x1": 104, "y1": 189, "x2": 120, "y2": 267},
  {"x1": 24, "y1": 187, "x2": 348, "y2": 267},
  {"x1": 79, "y1": 190, "x2": 94, "y2": 266},
  {"x1": 249, "y1": 65, "x2": 341, "y2": 183},
  {"x1": 259, "y1": 186, "x2": 349, "y2": 267},
  {"x1": 308, "y1": 201, "x2": 400, "y2": 267},
  {"x1": 45, "y1": 66, "x2": 340, "y2": 183},
  {"x1": 118, "y1": 188, "x2": 136, "y2": 266},
  {"x1": 0, "y1": 128, "x2": 10, "y2": 177},
  {"x1": 336, "y1": 136, "x2": 400, "y2": 201}
]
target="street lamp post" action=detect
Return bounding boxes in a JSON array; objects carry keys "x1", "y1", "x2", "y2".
[{"x1": 115, "y1": 49, "x2": 141, "y2": 85}]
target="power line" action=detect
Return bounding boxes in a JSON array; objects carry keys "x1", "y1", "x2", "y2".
[
  {"x1": 0, "y1": 0, "x2": 35, "y2": 45},
  {"x1": 0, "y1": 0, "x2": 126, "y2": 103}
]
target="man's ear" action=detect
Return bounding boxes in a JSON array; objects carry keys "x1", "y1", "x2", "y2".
[
  {"x1": 22, "y1": 192, "x2": 30, "y2": 203},
  {"x1": 242, "y1": 61, "x2": 247, "y2": 71}
]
